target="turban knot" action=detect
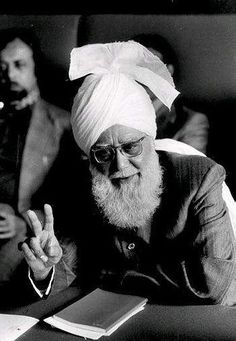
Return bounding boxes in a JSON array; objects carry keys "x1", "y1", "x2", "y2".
[{"x1": 69, "y1": 41, "x2": 180, "y2": 155}]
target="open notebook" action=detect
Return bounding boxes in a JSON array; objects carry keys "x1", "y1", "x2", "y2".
[
  {"x1": 0, "y1": 314, "x2": 39, "y2": 341},
  {"x1": 44, "y1": 288, "x2": 148, "y2": 340}
]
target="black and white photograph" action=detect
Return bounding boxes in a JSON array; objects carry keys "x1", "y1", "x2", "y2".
[{"x1": 0, "y1": 2, "x2": 236, "y2": 340}]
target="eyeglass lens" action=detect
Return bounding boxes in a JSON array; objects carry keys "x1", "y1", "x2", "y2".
[{"x1": 93, "y1": 137, "x2": 145, "y2": 163}]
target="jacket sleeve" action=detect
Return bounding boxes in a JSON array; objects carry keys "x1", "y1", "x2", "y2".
[
  {"x1": 49, "y1": 238, "x2": 78, "y2": 295},
  {"x1": 24, "y1": 240, "x2": 77, "y2": 299},
  {"x1": 182, "y1": 163, "x2": 236, "y2": 304}
]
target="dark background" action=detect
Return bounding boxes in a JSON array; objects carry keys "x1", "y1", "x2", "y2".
[{"x1": 0, "y1": 7, "x2": 235, "y2": 195}]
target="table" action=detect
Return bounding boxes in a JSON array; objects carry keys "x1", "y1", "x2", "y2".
[{"x1": 1, "y1": 286, "x2": 236, "y2": 341}]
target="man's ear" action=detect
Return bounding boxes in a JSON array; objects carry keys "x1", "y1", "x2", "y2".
[{"x1": 167, "y1": 64, "x2": 174, "y2": 76}]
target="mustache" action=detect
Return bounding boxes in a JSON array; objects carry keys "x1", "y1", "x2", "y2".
[
  {"x1": 109, "y1": 169, "x2": 139, "y2": 180},
  {"x1": 9, "y1": 81, "x2": 19, "y2": 86},
  {"x1": 1, "y1": 79, "x2": 19, "y2": 87},
  {"x1": 0, "y1": 87, "x2": 27, "y2": 101}
]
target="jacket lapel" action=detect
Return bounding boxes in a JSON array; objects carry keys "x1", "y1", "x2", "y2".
[{"x1": 18, "y1": 100, "x2": 59, "y2": 213}]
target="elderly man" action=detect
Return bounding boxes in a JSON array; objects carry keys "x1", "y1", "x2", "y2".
[{"x1": 21, "y1": 41, "x2": 236, "y2": 305}]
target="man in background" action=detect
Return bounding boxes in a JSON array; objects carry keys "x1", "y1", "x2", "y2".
[
  {"x1": 132, "y1": 33, "x2": 209, "y2": 154},
  {"x1": 0, "y1": 27, "x2": 71, "y2": 284}
]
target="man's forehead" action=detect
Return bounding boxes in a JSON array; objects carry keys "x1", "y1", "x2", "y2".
[
  {"x1": 0, "y1": 38, "x2": 33, "y2": 62},
  {"x1": 95, "y1": 124, "x2": 144, "y2": 145}
]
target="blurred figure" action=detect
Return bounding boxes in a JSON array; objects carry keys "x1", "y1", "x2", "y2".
[
  {"x1": 132, "y1": 33, "x2": 209, "y2": 154},
  {"x1": 0, "y1": 27, "x2": 71, "y2": 283}
]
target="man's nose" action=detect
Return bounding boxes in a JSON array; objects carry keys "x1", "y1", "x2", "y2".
[
  {"x1": 114, "y1": 149, "x2": 130, "y2": 171},
  {"x1": 7, "y1": 65, "x2": 17, "y2": 81}
]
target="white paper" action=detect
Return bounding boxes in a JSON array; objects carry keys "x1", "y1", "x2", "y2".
[
  {"x1": 44, "y1": 317, "x2": 103, "y2": 339},
  {"x1": 0, "y1": 314, "x2": 39, "y2": 341}
]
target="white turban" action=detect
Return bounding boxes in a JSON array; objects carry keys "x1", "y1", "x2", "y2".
[{"x1": 69, "y1": 41, "x2": 180, "y2": 155}]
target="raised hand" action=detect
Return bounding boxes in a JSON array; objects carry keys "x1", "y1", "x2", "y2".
[{"x1": 21, "y1": 204, "x2": 62, "y2": 281}]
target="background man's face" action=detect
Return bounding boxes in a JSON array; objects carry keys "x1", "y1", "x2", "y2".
[{"x1": 0, "y1": 38, "x2": 37, "y2": 97}]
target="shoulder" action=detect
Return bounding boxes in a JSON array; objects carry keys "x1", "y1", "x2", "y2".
[
  {"x1": 182, "y1": 105, "x2": 209, "y2": 123},
  {"x1": 158, "y1": 150, "x2": 225, "y2": 188},
  {"x1": 159, "y1": 149, "x2": 216, "y2": 167},
  {"x1": 174, "y1": 96, "x2": 208, "y2": 123},
  {"x1": 39, "y1": 99, "x2": 71, "y2": 130}
]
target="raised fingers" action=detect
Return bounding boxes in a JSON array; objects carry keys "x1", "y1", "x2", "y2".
[
  {"x1": 27, "y1": 210, "x2": 43, "y2": 237},
  {"x1": 44, "y1": 204, "x2": 54, "y2": 234},
  {"x1": 21, "y1": 242, "x2": 37, "y2": 266}
]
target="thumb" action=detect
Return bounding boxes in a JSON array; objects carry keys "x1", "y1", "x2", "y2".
[{"x1": 45, "y1": 236, "x2": 62, "y2": 259}]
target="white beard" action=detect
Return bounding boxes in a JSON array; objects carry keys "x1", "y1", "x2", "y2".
[{"x1": 90, "y1": 152, "x2": 163, "y2": 230}]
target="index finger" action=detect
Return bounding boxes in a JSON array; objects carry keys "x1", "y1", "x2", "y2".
[
  {"x1": 27, "y1": 210, "x2": 42, "y2": 237},
  {"x1": 44, "y1": 204, "x2": 54, "y2": 234}
]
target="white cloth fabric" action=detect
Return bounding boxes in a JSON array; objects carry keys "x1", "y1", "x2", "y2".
[
  {"x1": 28, "y1": 266, "x2": 55, "y2": 298},
  {"x1": 69, "y1": 41, "x2": 179, "y2": 109},
  {"x1": 71, "y1": 73, "x2": 157, "y2": 155},
  {"x1": 69, "y1": 41, "x2": 180, "y2": 155},
  {"x1": 155, "y1": 138, "x2": 236, "y2": 237}
]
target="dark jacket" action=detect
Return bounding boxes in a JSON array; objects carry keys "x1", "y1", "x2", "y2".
[
  {"x1": 49, "y1": 151, "x2": 236, "y2": 305},
  {"x1": 0, "y1": 98, "x2": 71, "y2": 283},
  {"x1": 0, "y1": 98, "x2": 71, "y2": 213}
]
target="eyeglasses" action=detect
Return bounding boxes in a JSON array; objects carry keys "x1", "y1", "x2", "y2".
[{"x1": 91, "y1": 136, "x2": 146, "y2": 164}]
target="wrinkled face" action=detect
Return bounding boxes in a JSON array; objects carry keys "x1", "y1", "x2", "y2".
[
  {"x1": 0, "y1": 38, "x2": 37, "y2": 96},
  {"x1": 90, "y1": 124, "x2": 154, "y2": 180},
  {"x1": 89, "y1": 124, "x2": 163, "y2": 229}
]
